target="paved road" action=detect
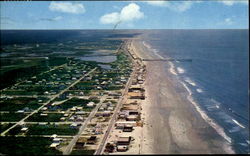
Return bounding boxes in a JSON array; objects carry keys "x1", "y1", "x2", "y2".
[
  {"x1": 1, "y1": 68, "x2": 97, "y2": 136},
  {"x1": 63, "y1": 96, "x2": 106, "y2": 155}
]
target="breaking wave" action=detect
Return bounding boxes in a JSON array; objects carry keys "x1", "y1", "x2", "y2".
[
  {"x1": 184, "y1": 77, "x2": 196, "y2": 86},
  {"x1": 180, "y1": 81, "x2": 234, "y2": 153},
  {"x1": 177, "y1": 67, "x2": 185, "y2": 74}
]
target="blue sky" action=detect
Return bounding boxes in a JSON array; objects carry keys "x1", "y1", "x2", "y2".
[{"x1": 0, "y1": 1, "x2": 248, "y2": 29}]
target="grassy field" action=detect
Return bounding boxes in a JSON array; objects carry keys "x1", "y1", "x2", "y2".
[
  {"x1": 0, "y1": 123, "x2": 14, "y2": 133},
  {"x1": 0, "y1": 113, "x2": 27, "y2": 122},
  {"x1": 25, "y1": 113, "x2": 64, "y2": 122},
  {"x1": 7, "y1": 124, "x2": 79, "y2": 136},
  {"x1": 0, "y1": 136, "x2": 62, "y2": 155},
  {"x1": 0, "y1": 97, "x2": 42, "y2": 112}
]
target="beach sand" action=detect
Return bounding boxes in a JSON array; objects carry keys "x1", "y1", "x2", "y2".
[{"x1": 129, "y1": 37, "x2": 234, "y2": 154}]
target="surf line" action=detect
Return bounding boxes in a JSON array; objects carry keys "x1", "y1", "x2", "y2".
[
  {"x1": 232, "y1": 119, "x2": 245, "y2": 129},
  {"x1": 180, "y1": 81, "x2": 234, "y2": 154}
]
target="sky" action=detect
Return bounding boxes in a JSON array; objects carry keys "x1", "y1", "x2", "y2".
[{"x1": 0, "y1": 1, "x2": 249, "y2": 29}]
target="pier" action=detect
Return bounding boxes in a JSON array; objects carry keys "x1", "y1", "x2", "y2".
[{"x1": 141, "y1": 58, "x2": 192, "y2": 62}]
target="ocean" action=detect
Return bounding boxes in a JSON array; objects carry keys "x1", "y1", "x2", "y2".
[{"x1": 141, "y1": 30, "x2": 249, "y2": 153}]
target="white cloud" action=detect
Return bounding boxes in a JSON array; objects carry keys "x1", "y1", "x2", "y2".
[
  {"x1": 145, "y1": 1, "x2": 168, "y2": 7},
  {"x1": 49, "y1": 2, "x2": 85, "y2": 14},
  {"x1": 224, "y1": 18, "x2": 233, "y2": 25},
  {"x1": 100, "y1": 12, "x2": 120, "y2": 24},
  {"x1": 217, "y1": 17, "x2": 234, "y2": 25},
  {"x1": 39, "y1": 16, "x2": 62, "y2": 22},
  {"x1": 220, "y1": 0, "x2": 248, "y2": 6},
  {"x1": 100, "y1": 3, "x2": 144, "y2": 25},
  {"x1": 145, "y1": 1, "x2": 197, "y2": 12}
]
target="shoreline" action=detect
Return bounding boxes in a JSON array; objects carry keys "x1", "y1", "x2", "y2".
[{"x1": 128, "y1": 37, "x2": 234, "y2": 154}]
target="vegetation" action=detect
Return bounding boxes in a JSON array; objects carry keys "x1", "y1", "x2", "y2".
[
  {"x1": 25, "y1": 113, "x2": 63, "y2": 122},
  {"x1": 70, "y1": 149, "x2": 95, "y2": 155},
  {"x1": 0, "y1": 123, "x2": 14, "y2": 133},
  {"x1": 0, "y1": 113, "x2": 26, "y2": 122},
  {"x1": 0, "y1": 136, "x2": 62, "y2": 155},
  {"x1": 0, "y1": 97, "x2": 41, "y2": 111},
  {"x1": 26, "y1": 124, "x2": 79, "y2": 135},
  {"x1": 49, "y1": 97, "x2": 98, "y2": 111}
]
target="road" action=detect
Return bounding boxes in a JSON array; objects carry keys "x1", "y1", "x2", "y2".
[
  {"x1": 1, "y1": 67, "x2": 97, "y2": 136},
  {"x1": 62, "y1": 96, "x2": 106, "y2": 155}
]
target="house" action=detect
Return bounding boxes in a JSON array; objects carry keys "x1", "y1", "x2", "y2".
[
  {"x1": 63, "y1": 113, "x2": 69, "y2": 117},
  {"x1": 128, "y1": 85, "x2": 145, "y2": 92},
  {"x1": 17, "y1": 110, "x2": 25, "y2": 113},
  {"x1": 60, "y1": 117, "x2": 66, "y2": 121},
  {"x1": 102, "y1": 111, "x2": 111, "y2": 117},
  {"x1": 94, "y1": 127, "x2": 103, "y2": 135},
  {"x1": 129, "y1": 110, "x2": 139, "y2": 115},
  {"x1": 87, "y1": 136, "x2": 97, "y2": 144},
  {"x1": 117, "y1": 137, "x2": 131, "y2": 145},
  {"x1": 87, "y1": 102, "x2": 95, "y2": 108},
  {"x1": 21, "y1": 127, "x2": 28, "y2": 132},
  {"x1": 99, "y1": 107, "x2": 104, "y2": 111},
  {"x1": 50, "y1": 143, "x2": 59, "y2": 148},
  {"x1": 76, "y1": 116, "x2": 84, "y2": 121},
  {"x1": 128, "y1": 91, "x2": 145, "y2": 100},
  {"x1": 75, "y1": 141, "x2": 85, "y2": 149},
  {"x1": 107, "y1": 106, "x2": 114, "y2": 111},
  {"x1": 117, "y1": 145, "x2": 128, "y2": 152},
  {"x1": 104, "y1": 143, "x2": 115, "y2": 153},
  {"x1": 38, "y1": 122, "x2": 47, "y2": 125},
  {"x1": 53, "y1": 138, "x2": 62, "y2": 143},
  {"x1": 69, "y1": 116, "x2": 75, "y2": 121},
  {"x1": 75, "y1": 137, "x2": 86, "y2": 149},
  {"x1": 115, "y1": 121, "x2": 137, "y2": 128},
  {"x1": 126, "y1": 115, "x2": 138, "y2": 121},
  {"x1": 76, "y1": 107, "x2": 83, "y2": 110},
  {"x1": 121, "y1": 105, "x2": 138, "y2": 111},
  {"x1": 50, "y1": 134, "x2": 57, "y2": 139},
  {"x1": 40, "y1": 113, "x2": 48, "y2": 117},
  {"x1": 123, "y1": 125, "x2": 133, "y2": 132},
  {"x1": 41, "y1": 107, "x2": 48, "y2": 111},
  {"x1": 70, "y1": 123, "x2": 78, "y2": 128}
]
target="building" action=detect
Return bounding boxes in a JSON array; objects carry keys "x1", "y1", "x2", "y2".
[
  {"x1": 87, "y1": 136, "x2": 97, "y2": 144},
  {"x1": 123, "y1": 125, "x2": 133, "y2": 132},
  {"x1": 53, "y1": 138, "x2": 62, "y2": 143},
  {"x1": 75, "y1": 138, "x2": 86, "y2": 149},
  {"x1": 127, "y1": 92, "x2": 145, "y2": 100},
  {"x1": 117, "y1": 145, "x2": 128, "y2": 152},
  {"x1": 126, "y1": 115, "x2": 138, "y2": 121},
  {"x1": 87, "y1": 102, "x2": 95, "y2": 107},
  {"x1": 50, "y1": 143, "x2": 59, "y2": 148},
  {"x1": 21, "y1": 127, "x2": 28, "y2": 132},
  {"x1": 128, "y1": 85, "x2": 145, "y2": 92},
  {"x1": 104, "y1": 143, "x2": 115, "y2": 153},
  {"x1": 50, "y1": 134, "x2": 57, "y2": 139},
  {"x1": 117, "y1": 137, "x2": 131, "y2": 145},
  {"x1": 115, "y1": 121, "x2": 137, "y2": 129}
]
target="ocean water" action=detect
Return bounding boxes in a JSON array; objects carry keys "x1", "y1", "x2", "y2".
[{"x1": 142, "y1": 30, "x2": 249, "y2": 153}]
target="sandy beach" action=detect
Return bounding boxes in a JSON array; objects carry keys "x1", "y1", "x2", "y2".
[{"x1": 129, "y1": 37, "x2": 234, "y2": 154}]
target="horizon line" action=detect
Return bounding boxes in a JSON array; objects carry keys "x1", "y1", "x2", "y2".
[{"x1": 0, "y1": 28, "x2": 249, "y2": 30}]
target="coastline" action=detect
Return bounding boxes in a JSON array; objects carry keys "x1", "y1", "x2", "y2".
[{"x1": 128, "y1": 37, "x2": 234, "y2": 154}]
